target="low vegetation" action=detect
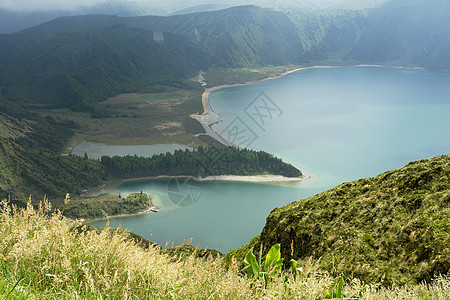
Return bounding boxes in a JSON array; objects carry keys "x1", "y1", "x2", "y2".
[
  {"x1": 227, "y1": 155, "x2": 450, "y2": 286},
  {"x1": 38, "y1": 85, "x2": 205, "y2": 147},
  {"x1": 0, "y1": 99, "x2": 107, "y2": 202},
  {"x1": 1, "y1": 95, "x2": 301, "y2": 217},
  {"x1": 62, "y1": 192, "x2": 152, "y2": 220},
  {"x1": 202, "y1": 66, "x2": 300, "y2": 87},
  {"x1": 0, "y1": 200, "x2": 449, "y2": 299}
]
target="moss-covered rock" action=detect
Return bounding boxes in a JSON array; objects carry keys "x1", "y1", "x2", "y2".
[{"x1": 226, "y1": 155, "x2": 450, "y2": 286}]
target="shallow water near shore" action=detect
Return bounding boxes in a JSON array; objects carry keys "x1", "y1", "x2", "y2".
[{"x1": 89, "y1": 67, "x2": 450, "y2": 253}]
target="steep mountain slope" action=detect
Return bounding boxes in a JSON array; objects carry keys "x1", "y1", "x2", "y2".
[
  {"x1": 0, "y1": 15, "x2": 121, "y2": 64},
  {"x1": 123, "y1": 6, "x2": 365, "y2": 66},
  {"x1": 0, "y1": 99, "x2": 107, "y2": 201},
  {"x1": 123, "y1": 6, "x2": 306, "y2": 67},
  {"x1": 286, "y1": 9, "x2": 365, "y2": 61},
  {"x1": 0, "y1": 2, "x2": 449, "y2": 109},
  {"x1": 0, "y1": 0, "x2": 390, "y2": 34},
  {"x1": 347, "y1": 0, "x2": 450, "y2": 69},
  {"x1": 227, "y1": 155, "x2": 450, "y2": 285},
  {"x1": 1, "y1": 23, "x2": 204, "y2": 109}
]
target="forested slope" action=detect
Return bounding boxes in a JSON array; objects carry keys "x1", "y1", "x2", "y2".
[
  {"x1": 1, "y1": 23, "x2": 204, "y2": 110},
  {"x1": 0, "y1": 99, "x2": 107, "y2": 202},
  {"x1": 1, "y1": 1, "x2": 449, "y2": 110}
]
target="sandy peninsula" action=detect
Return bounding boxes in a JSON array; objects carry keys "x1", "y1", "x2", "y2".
[
  {"x1": 190, "y1": 65, "x2": 337, "y2": 148},
  {"x1": 119, "y1": 172, "x2": 309, "y2": 183},
  {"x1": 81, "y1": 201, "x2": 160, "y2": 223},
  {"x1": 197, "y1": 173, "x2": 310, "y2": 183}
]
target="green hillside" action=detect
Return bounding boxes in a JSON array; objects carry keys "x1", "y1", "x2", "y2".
[
  {"x1": 286, "y1": 9, "x2": 365, "y2": 62},
  {"x1": 0, "y1": 99, "x2": 107, "y2": 202},
  {"x1": 0, "y1": 159, "x2": 449, "y2": 298},
  {"x1": 1, "y1": 2, "x2": 449, "y2": 110},
  {"x1": 123, "y1": 6, "x2": 306, "y2": 66},
  {"x1": 1, "y1": 24, "x2": 204, "y2": 109},
  {"x1": 63, "y1": 192, "x2": 152, "y2": 220},
  {"x1": 0, "y1": 15, "x2": 121, "y2": 64},
  {"x1": 227, "y1": 155, "x2": 450, "y2": 286}
]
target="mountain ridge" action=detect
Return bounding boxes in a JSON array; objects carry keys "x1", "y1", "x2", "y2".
[{"x1": 1, "y1": 1, "x2": 449, "y2": 109}]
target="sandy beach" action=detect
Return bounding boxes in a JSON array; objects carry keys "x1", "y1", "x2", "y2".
[
  {"x1": 190, "y1": 66, "x2": 311, "y2": 147},
  {"x1": 197, "y1": 173, "x2": 310, "y2": 183},
  {"x1": 82, "y1": 201, "x2": 160, "y2": 223},
  {"x1": 191, "y1": 64, "x2": 399, "y2": 150},
  {"x1": 190, "y1": 65, "x2": 341, "y2": 148},
  {"x1": 120, "y1": 173, "x2": 309, "y2": 183}
]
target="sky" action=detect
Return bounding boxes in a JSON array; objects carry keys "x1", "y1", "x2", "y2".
[{"x1": 0, "y1": 0, "x2": 361, "y2": 12}]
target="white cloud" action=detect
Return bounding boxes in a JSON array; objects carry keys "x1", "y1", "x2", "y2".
[
  {"x1": 0, "y1": 0, "x2": 109, "y2": 11},
  {"x1": 0, "y1": 0, "x2": 388, "y2": 12}
]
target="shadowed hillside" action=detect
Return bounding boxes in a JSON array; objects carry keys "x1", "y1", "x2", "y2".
[
  {"x1": 0, "y1": 99, "x2": 107, "y2": 201},
  {"x1": 1, "y1": 1, "x2": 449, "y2": 110}
]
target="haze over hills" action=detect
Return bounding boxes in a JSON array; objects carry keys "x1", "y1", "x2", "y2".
[
  {"x1": 0, "y1": 19, "x2": 205, "y2": 110},
  {"x1": 0, "y1": 98, "x2": 107, "y2": 200},
  {"x1": 0, "y1": 0, "x2": 449, "y2": 197},
  {"x1": 0, "y1": 0, "x2": 449, "y2": 111},
  {"x1": 347, "y1": 0, "x2": 450, "y2": 69},
  {"x1": 0, "y1": 0, "x2": 448, "y2": 294},
  {"x1": 0, "y1": 0, "x2": 389, "y2": 34}
]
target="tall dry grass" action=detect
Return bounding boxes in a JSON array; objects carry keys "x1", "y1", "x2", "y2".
[{"x1": 0, "y1": 200, "x2": 448, "y2": 299}]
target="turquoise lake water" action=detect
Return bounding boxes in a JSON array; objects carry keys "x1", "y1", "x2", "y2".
[{"x1": 89, "y1": 67, "x2": 450, "y2": 253}]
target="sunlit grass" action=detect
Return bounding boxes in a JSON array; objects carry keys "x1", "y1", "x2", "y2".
[{"x1": 0, "y1": 200, "x2": 448, "y2": 299}]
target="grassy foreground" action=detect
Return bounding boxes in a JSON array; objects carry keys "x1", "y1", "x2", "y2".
[{"x1": 1, "y1": 201, "x2": 449, "y2": 299}]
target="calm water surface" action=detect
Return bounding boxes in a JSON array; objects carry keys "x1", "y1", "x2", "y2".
[
  {"x1": 89, "y1": 67, "x2": 450, "y2": 252},
  {"x1": 72, "y1": 142, "x2": 191, "y2": 160}
]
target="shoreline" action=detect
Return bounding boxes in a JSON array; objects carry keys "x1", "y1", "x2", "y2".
[
  {"x1": 81, "y1": 64, "x2": 419, "y2": 196},
  {"x1": 119, "y1": 173, "x2": 310, "y2": 183},
  {"x1": 81, "y1": 173, "x2": 308, "y2": 221},
  {"x1": 81, "y1": 198, "x2": 160, "y2": 223},
  {"x1": 189, "y1": 66, "x2": 310, "y2": 147},
  {"x1": 194, "y1": 63, "x2": 426, "y2": 120},
  {"x1": 197, "y1": 174, "x2": 309, "y2": 183},
  {"x1": 83, "y1": 172, "x2": 308, "y2": 204},
  {"x1": 195, "y1": 65, "x2": 340, "y2": 120},
  {"x1": 191, "y1": 63, "x2": 424, "y2": 151}
]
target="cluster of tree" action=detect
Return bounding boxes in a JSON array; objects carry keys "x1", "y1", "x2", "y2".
[
  {"x1": 0, "y1": 98, "x2": 301, "y2": 206},
  {"x1": 0, "y1": 99, "x2": 107, "y2": 204},
  {"x1": 100, "y1": 146, "x2": 302, "y2": 178}
]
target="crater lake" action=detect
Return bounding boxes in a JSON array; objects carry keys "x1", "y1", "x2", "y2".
[{"x1": 89, "y1": 66, "x2": 450, "y2": 253}]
